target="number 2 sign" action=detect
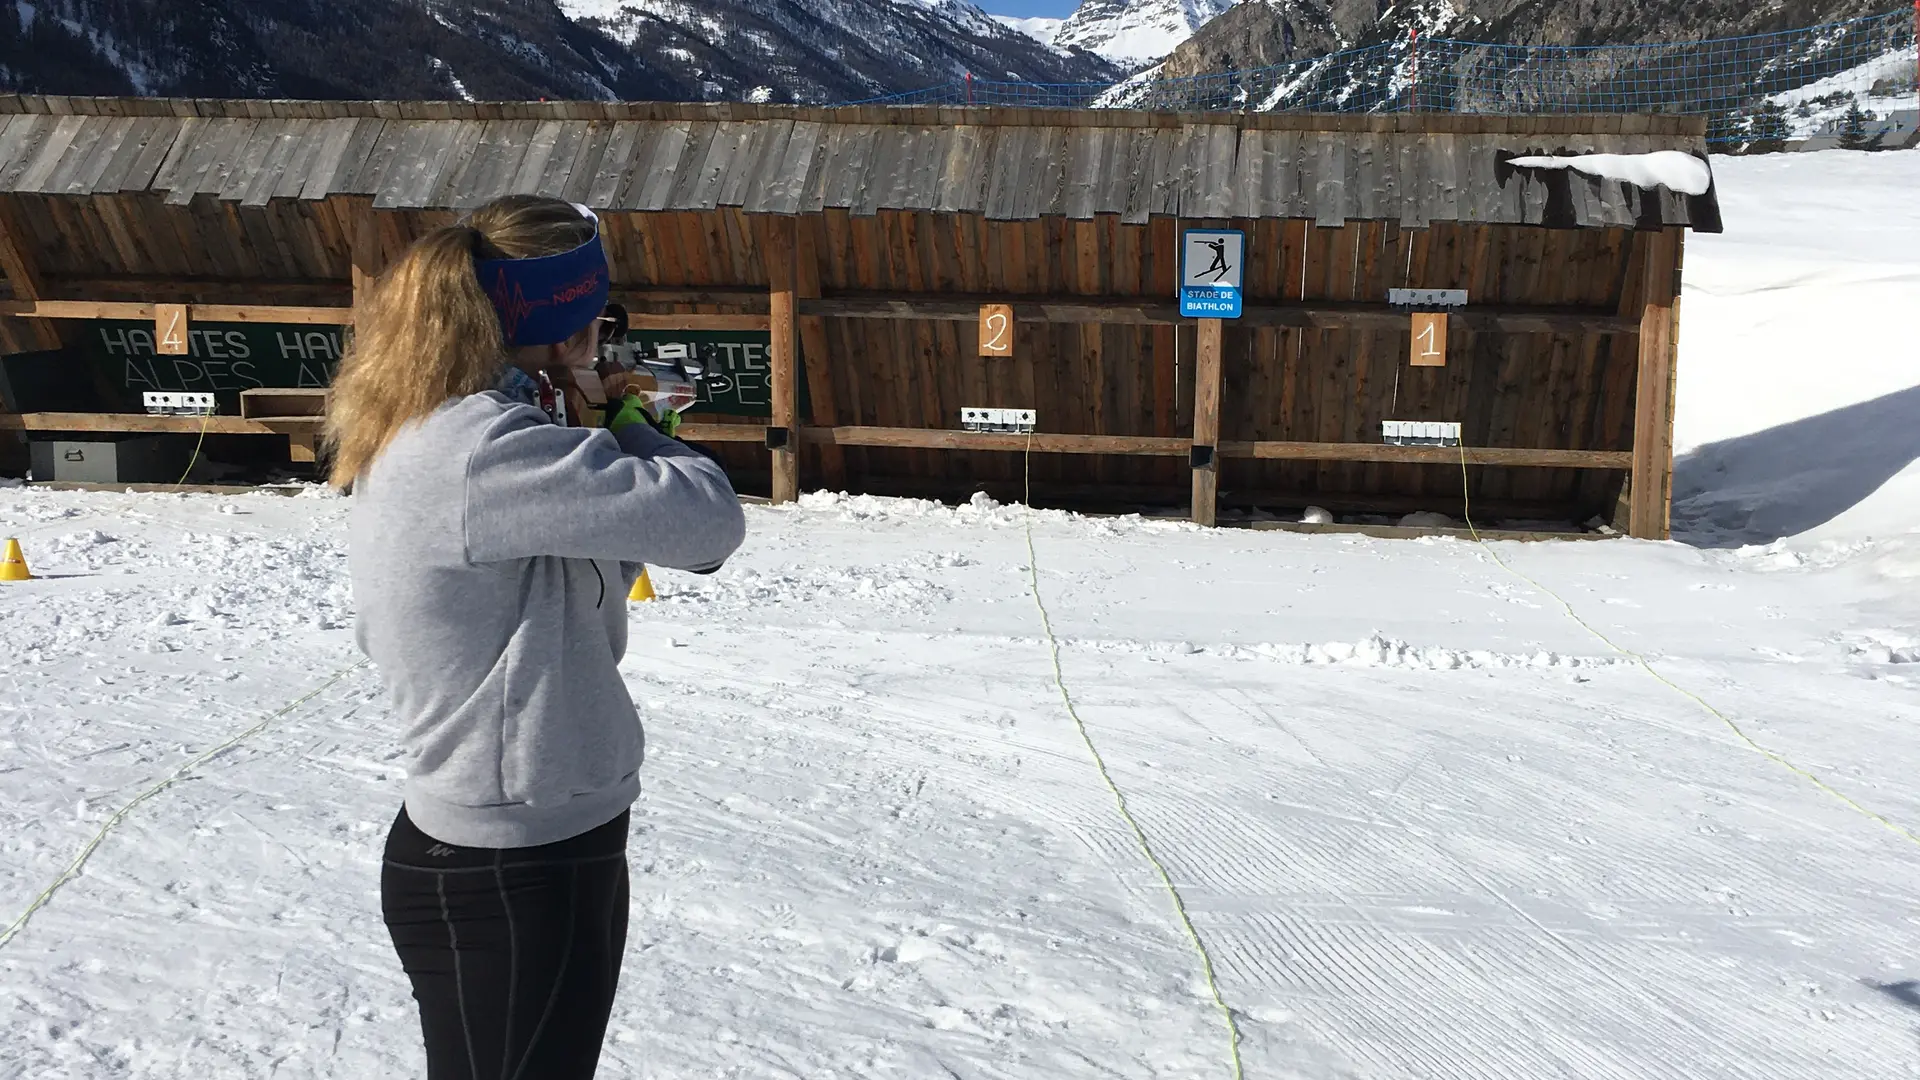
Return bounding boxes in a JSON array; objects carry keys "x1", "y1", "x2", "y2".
[
  {"x1": 978, "y1": 304, "x2": 1013, "y2": 357},
  {"x1": 1409, "y1": 312, "x2": 1447, "y2": 367}
]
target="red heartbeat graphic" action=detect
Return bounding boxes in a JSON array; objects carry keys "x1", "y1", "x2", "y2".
[{"x1": 487, "y1": 270, "x2": 549, "y2": 342}]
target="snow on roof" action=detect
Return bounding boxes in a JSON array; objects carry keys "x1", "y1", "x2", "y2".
[{"x1": 1507, "y1": 150, "x2": 1713, "y2": 197}]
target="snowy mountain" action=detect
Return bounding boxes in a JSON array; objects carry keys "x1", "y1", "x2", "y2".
[
  {"x1": 0, "y1": 0, "x2": 679, "y2": 101},
  {"x1": 1103, "y1": 0, "x2": 1469, "y2": 107},
  {"x1": 0, "y1": 0, "x2": 1117, "y2": 103},
  {"x1": 993, "y1": 15, "x2": 1066, "y2": 46},
  {"x1": 558, "y1": 0, "x2": 1114, "y2": 102},
  {"x1": 1052, "y1": 0, "x2": 1238, "y2": 69},
  {"x1": 1114, "y1": 0, "x2": 1908, "y2": 123}
]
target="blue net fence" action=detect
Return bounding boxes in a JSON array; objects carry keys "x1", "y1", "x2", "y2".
[{"x1": 850, "y1": 9, "x2": 1919, "y2": 144}]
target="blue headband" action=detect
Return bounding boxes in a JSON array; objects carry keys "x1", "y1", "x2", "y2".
[{"x1": 474, "y1": 203, "x2": 611, "y2": 347}]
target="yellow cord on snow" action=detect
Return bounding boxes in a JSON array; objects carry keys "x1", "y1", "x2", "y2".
[
  {"x1": 1020, "y1": 432, "x2": 1246, "y2": 1080},
  {"x1": 1454, "y1": 445, "x2": 1919, "y2": 849},
  {"x1": 0, "y1": 659, "x2": 370, "y2": 951},
  {"x1": 173, "y1": 403, "x2": 214, "y2": 488}
]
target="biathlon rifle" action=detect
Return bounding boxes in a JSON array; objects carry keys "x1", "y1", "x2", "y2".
[{"x1": 590, "y1": 302, "x2": 718, "y2": 428}]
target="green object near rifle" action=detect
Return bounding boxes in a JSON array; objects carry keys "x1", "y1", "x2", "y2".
[{"x1": 605, "y1": 393, "x2": 680, "y2": 438}]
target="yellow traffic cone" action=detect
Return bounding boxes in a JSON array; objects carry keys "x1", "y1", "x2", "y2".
[
  {"x1": 0, "y1": 537, "x2": 31, "y2": 582},
  {"x1": 628, "y1": 565, "x2": 655, "y2": 602}
]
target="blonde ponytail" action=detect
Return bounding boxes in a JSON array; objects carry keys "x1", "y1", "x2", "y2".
[{"x1": 324, "y1": 196, "x2": 598, "y2": 487}]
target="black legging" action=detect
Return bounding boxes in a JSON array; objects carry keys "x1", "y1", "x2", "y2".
[{"x1": 381, "y1": 806, "x2": 630, "y2": 1080}]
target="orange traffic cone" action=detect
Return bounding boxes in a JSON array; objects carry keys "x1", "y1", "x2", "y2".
[
  {"x1": 628, "y1": 565, "x2": 655, "y2": 602},
  {"x1": 0, "y1": 537, "x2": 31, "y2": 582}
]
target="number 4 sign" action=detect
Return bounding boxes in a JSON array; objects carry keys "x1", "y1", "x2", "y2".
[
  {"x1": 1410, "y1": 312, "x2": 1447, "y2": 367},
  {"x1": 156, "y1": 304, "x2": 190, "y2": 356},
  {"x1": 978, "y1": 304, "x2": 1013, "y2": 357}
]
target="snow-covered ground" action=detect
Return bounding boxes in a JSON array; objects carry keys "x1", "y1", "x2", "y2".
[
  {"x1": 1672, "y1": 148, "x2": 1920, "y2": 549},
  {"x1": 3, "y1": 150, "x2": 1919, "y2": 1078}
]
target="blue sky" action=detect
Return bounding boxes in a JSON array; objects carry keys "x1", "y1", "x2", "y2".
[{"x1": 982, "y1": 0, "x2": 1080, "y2": 20}]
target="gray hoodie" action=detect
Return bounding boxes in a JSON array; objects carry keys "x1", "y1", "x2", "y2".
[{"x1": 349, "y1": 390, "x2": 744, "y2": 848}]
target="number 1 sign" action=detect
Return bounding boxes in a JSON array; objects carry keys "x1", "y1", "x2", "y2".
[
  {"x1": 978, "y1": 304, "x2": 1013, "y2": 357},
  {"x1": 1410, "y1": 312, "x2": 1447, "y2": 367}
]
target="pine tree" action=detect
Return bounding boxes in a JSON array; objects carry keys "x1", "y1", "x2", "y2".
[
  {"x1": 1705, "y1": 110, "x2": 1744, "y2": 149},
  {"x1": 1836, "y1": 102, "x2": 1879, "y2": 151},
  {"x1": 1744, "y1": 101, "x2": 1790, "y2": 155}
]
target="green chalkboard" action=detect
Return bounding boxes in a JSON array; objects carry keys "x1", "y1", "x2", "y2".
[
  {"x1": 625, "y1": 330, "x2": 805, "y2": 418},
  {"x1": 8, "y1": 322, "x2": 799, "y2": 419},
  {"x1": 78, "y1": 319, "x2": 347, "y2": 413}
]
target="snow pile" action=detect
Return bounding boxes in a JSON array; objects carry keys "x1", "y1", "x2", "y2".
[
  {"x1": 1848, "y1": 632, "x2": 1919, "y2": 666},
  {"x1": 1507, "y1": 151, "x2": 1713, "y2": 195},
  {"x1": 1019, "y1": 632, "x2": 1620, "y2": 671},
  {"x1": 792, "y1": 488, "x2": 1193, "y2": 535},
  {"x1": 1229, "y1": 633, "x2": 1622, "y2": 671}
]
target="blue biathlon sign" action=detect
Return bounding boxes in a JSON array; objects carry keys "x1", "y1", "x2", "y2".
[{"x1": 1179, "y1": 229, "x2": 1244, "y2": 319}]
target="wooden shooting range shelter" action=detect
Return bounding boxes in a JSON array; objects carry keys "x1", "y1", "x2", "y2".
[{"x1": 0, "y1": 96, "x2": 1720, "y2": 537}]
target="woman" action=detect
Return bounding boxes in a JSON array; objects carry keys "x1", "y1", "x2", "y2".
[{"x1": 326, "y1": 194, "x2": 744, "y2": 1079}]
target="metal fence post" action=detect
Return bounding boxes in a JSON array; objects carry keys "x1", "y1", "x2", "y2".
[{"x1": 1410, "y1": 28, "x2": 1421, "y2": 111}]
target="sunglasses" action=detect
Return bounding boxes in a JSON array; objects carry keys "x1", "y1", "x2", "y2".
[{"x1": 593, "y1": 303, "x2": 629, "y2": 346}]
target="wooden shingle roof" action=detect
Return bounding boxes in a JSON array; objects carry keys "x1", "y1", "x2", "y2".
[{"x1": 0, "y1": 96, "x2": 1720, "y2": 231}]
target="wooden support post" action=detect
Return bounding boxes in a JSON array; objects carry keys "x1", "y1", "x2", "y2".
[
  {"x1": 0, "y1": 201, "x2": 56, "y2": 476},
  {"x1": 1629, "y1": 227, "x2": 1682, "y2": 540},
  {"x1": 0, "y1": 203, "x2": 58, "y2": 354},
  {"x1": 320, "y1": 197, "x2": 382, "y2": 473},
  {"x1": 765, "y1": 216, "x2": 801, "y2": 504},
  {"x1": 793, "y1": 218, "x2": 846, "y2": 491},
  {"x1": 1191, "y1": 317, "x2": 1224, "y2": 526},
  {"x1": 1664, "y1": 233, "x2": 1685, "y2": 539},
  {"x1": 348, "y1": 197, "x2": 383, "y2": 328}
]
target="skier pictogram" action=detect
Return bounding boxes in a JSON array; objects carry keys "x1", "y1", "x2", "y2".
[
  {"x1": 1199, "y1": 238, "x2": 1231, "y2": 283},
  {"x1": 1179, "y1": 229, "x2": 1245, "y2": 318}
]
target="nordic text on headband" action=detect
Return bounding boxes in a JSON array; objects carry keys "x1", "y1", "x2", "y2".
[{"x1": 473, "y1": 203, "x2": 611, "y2": 348}]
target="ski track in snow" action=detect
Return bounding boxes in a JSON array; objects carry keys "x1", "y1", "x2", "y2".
[
  {"x1": 1, "y1": 480, "x2": 1917, "y2": 1079},
  {"x1": 5, "y1": 150, "x2": 1920, "y2": 1077}
]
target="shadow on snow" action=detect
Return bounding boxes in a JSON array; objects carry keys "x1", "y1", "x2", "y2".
[{"x1": 1671, "y1": 383, "x2": 1920, "y2": 548}]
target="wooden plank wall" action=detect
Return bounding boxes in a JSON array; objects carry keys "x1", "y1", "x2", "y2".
[
  {"x1": 1221, "y1": 218, "x2": 1635, "y2": 519},
  {"x1": 804, "y1": 211, "x2": 1189, "y2": 497},
  {"x1": 0, "y1": 190, "x2": 1650, "y2": 521},
  {"x1": 791, "y1": 211, "x2": 1639, "y2": 520}
]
